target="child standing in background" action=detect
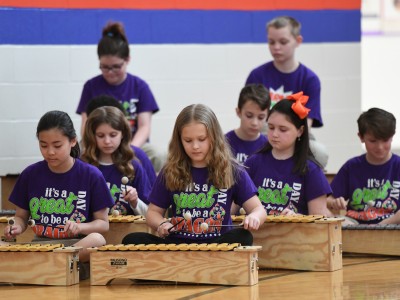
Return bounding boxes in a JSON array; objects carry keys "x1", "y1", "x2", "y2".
[
  {"x1": 245, "y1": 93, "x2": 332, "y2": 216},
  {"x1": 76, "y1": 21, "x2": 164, "y2": 172},
  {"x1": 225, "y1": 84, "x2": 270, "y2": 163},
  {"x1": 246, "y1": 16, "x2": 328, "y2": 169},
  {"x1": 2, "y1": 111, "x2": 113, "y2": 267},
  {"x1": 85, "y1": 95, "x2": 156, "y2": 186},
  {"x1": 329, "y1": 108, "x2": 400, "y2": 224},
  {"x1": 81, "y1": 106, "x2": 152, "y2": 216},
  {"x1": 122, "y1": 104, "x2": 266, "y2": 246}
]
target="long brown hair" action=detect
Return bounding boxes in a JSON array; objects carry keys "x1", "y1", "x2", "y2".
[
  {"x1": 81, "y1": 106, "x2": 136, "y2": 180},
  {"x1": 164, "y1": 104, "x2": 239, "y2": 191}
]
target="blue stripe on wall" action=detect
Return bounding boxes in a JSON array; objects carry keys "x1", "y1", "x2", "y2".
[{"x1": 0, "y1": 8, "x2": 361, "y2": 44}]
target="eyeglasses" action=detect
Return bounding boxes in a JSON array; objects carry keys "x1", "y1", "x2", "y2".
[{"x1": 99, "y1": 61, "x2": 125, "y2": 73}]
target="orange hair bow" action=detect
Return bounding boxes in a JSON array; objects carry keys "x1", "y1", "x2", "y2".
[{"x1": 286, "y1": 91, "x2": 310, "y2": 119}]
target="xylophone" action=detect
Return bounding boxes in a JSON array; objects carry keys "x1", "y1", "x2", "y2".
[
  {"x1": 105, "y1": 215, "x2": 153, "y2": 245},
  {"x1": 342, "y1": 224, "x2": 400, "y2": 256},
  {"x1": 232, "y1": 214, "x2": 344, "y2": 271},
  {"x1": 0, "y1": 243, "x2": 81, "y2": 285},
  {"x1": 89, "y1": 243, "x2": 261, "y2": 286}
]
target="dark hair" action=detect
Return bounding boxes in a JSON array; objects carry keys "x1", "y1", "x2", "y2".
[
  {"x1": 86, "y1": 95, "x2": 125, "y2": 116},
  {"x1": 267, "y1": 16, "x2": 301, "y2": 37},
  {"x1": 358, "y1": 108, "x2": 396, "y2": 139},
  {"x1": 97, "y1": 21, "x2": 129, "y2": 59},
  {"x1": 238, "y1": 84, "x2": 271, "y2": 111},
  {"x1": 259, "y1": 99, "x2": 319, "y2": 174},
  {"x1": 36, "y1": 111, "x2": 80, "y2": 158}
]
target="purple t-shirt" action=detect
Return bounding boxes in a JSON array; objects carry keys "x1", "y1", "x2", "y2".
[
  {"x1": 331, "y1": 154, "x2": 400, "y2": 224},
  {"x1": 99, "y1": 158, "x2": 152, "y2": 215},
  {"x1": 225, "y1": 130, "x2": 267, "y2": 163},
  {"x1": 76, "y1": 73, "x2": 159, "y2": 136},
  {"x1": 149, "y1": 166, "x2": 257, "y2": 242},
  {"x1": 132, "y1": 145, "x2": 156, "y2": 186},
  {"x1": 246, "y1": 61, "x2": 322, "y2": 127},
  {"x1": 245, "y1": 151, "x2": 331, "y2": 215},
  {"x1": 9, "y1": 159, "x2": 114, "y2": 239}
]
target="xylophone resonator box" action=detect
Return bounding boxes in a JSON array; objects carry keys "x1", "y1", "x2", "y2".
[
  {"x1": 89, "y1": 243, "x2": 261, "y2": 286},
  {"x1": 0, "y1": 244, "x2": 81, "y2": 285},
  {"x1": 104, "y1": 215, "x2": 152, "y2": 245},
  {"x1": 234, "y1": 215, "x2": 343, "y2": 271},
  {"x1": 342, "y1": 224, "x2": 400, "y2": 256}
]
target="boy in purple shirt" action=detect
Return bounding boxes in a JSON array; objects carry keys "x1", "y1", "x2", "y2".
[
  {"x1": 329, "y1": 108, "x2": 400, "y2": 224},
  {"x1": 246, "y1": 16, "x2": 328, "y2": 169},
  {"x1": 225, "y1": 84, "x2": 270, "y2": 164}
]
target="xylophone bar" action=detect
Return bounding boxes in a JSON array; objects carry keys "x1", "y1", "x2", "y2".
[
  {"x1": 235, "y1": 215, "x2": 344, "y2": 271},
  {"x1": 89, "y1": 243, "x2": 261, "y2": 286},
  {"x1": 0, "y1": 244, "x2": 81, "y2": 285},
  {"x1": 342, "y1": 224, "x2": 400, "y2": 256}
]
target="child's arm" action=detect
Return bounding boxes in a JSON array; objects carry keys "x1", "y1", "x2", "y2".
[
  {"x1": 242, "y1": 195, "x2": 267, "y2": 230},
  {"x1": 308, "y1": 195, "x2": 335, "y2": 217},
  {"x1": 145, "y1": 203, "x2": 171, "y2": 237},
  {"x1": 4, "y1": 207, "x2": 29, "y2": 239},
  {"x1": 64, "y1": 207, "x2": 109, "y2": 236},
  {"x1": 131, "y1": 112, "x2": 152, "y2": 147}
]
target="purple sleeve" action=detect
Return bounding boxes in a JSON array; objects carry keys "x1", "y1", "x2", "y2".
[
  {"x1": 131, "y1": 159, "x2": 152, "y2": 204},
  {"x1": 305, "y1": 163, "x2": 332, "y2": 201},
  {"x1": 132, "y1": 146, "x2": 156, "y2": 186},
  {"x1": 233, "y1": 168, "x2": 258, "y2": 206},
  {"x1": 148, "y1": 171, "x2": 171, "y2": 209},
  {"x1": 76, "y1": 80, "x2": 93, "y2": 114},
  {"x1": 136, "y1": 82, "x2": 159, "y2": 114},
  {"x1": 303, "y1": 71, "x2": 322, "y2": 127},
  {"x1": 330, "y1": 163, "x2": 350, "y2": 199}
]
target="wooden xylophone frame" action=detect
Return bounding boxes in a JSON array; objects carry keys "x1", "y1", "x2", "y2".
[
  {"x1": 342, "y1": 224, "x2": 400, "y2": 256},
  {"x1": 103, "y1": 215, "x2": 152, "y2": 245},
  {"x1": 89, "y1": 244, "x2": 261, "y2": 286},
  {"x1": 232, "y1": 215, "x2": 343, "y2": 272},
  {"x1": 0, "y1": 244, "x2": 81, "y2": 286}
]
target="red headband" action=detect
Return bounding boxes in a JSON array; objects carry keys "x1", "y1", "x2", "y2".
[{"x1": 286, "y1": 91, "x2": 310, "y2": 119}]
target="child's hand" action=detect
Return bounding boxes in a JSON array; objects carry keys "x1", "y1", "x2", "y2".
[
  {"x1": 124, "y1": 186, "x2": 139, "y2": 208},
  {"x1": 157, "y1": 221, "x2": 173, "y2": 238},
  {"x1": 243, "y1": 214, "x2": 261, "y2": 230},
  {"x1": 280, "y1": 208, "x2": 297, "y2": 216},
  {"x1": 64, "y1": 220, "x2": 80, "y2": 236},
  {"x1": 328, "y1": 197, "x2": 348, "y2": 211},
  {"x1": 4, "y1": 224, "x2": 23, "y2": 239}
]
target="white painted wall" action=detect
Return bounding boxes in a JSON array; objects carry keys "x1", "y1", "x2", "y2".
[{"x1": 0, "y1": 42, "x2": 361, "y2": 175}]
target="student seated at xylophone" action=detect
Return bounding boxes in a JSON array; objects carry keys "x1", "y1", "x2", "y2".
[
  {"x1": 2, "y1": 111, "x2": 114, "y2": 279},
  {"x1": 84, "y1": 95, "x2": 156, "y2": 187},
  {"x1": 122, "y1": 104, "x2": 267, "y2": 246},
  {"x1": 81, "y1": 105, "x2": 153, "y2": 216},
  {"x1": 225, "y1": 84, "x2": 271, "y2": 164},
  {"x1": 244, "y1": 93, "x2": 333, "y2": 217},
  {"x1": 328, "y1": 108, "x2": 400, "y2": 225}
]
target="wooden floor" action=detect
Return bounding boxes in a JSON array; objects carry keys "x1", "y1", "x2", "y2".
[{"x1": 1, "y1": 254, "x2": 400, "y2": 299}]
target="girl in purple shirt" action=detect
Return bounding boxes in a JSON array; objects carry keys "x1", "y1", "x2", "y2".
[
  {"x1": 81, "y1": 106, "x2": 152, "y2": 216},
  {"x1": 245, "y1": 94, "x2": 332, "y2": 216},
  {"x1": 123, "y1": 104, "x2": 266, "y2": 245},
  {"x1": 2, "y1": 111, "x2": 114, "y2": 264}
]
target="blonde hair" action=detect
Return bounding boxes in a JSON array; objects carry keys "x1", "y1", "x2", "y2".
[
  {"x1": 81, "y1": 106, "x2": 136, "y2": 180},
  {"x1": 267, "y1": 16, "x2": 301, "y2": 37},
  {"x1": 163, "y1": 104, "x2": 239, "y2": 191}
]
